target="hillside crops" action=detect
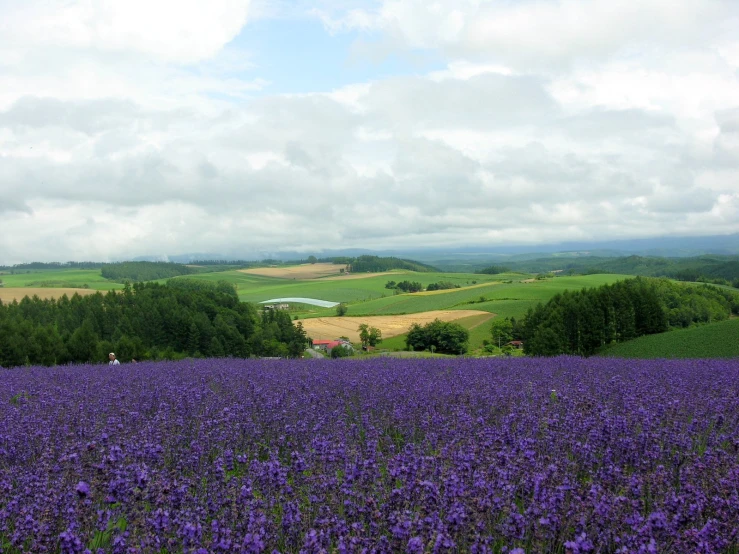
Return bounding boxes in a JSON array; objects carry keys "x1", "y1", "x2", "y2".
[
  {"x1": 187, "y1": 271, "x2": 507, "y2": 305},
  {"x1": 0, "y1": 269, "x2": 122, "y2": 291},
  {"x1": 346, "y1": 275, "x2": 627, "y2": 317},
  {"x1": 0, "y1": 288, "x2": 98, "y2": 303},
  {"x1": 298, "y1": 310, "x2": 490, "y2": 341},
  {"x1": 2, "y1": 357, "x2": 739, "y2": 552},
  {"x1": 603, "y1": 318, "x2": 739, "y2": 358}
]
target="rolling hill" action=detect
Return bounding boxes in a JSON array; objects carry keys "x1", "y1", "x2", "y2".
[{"x1": 601, "y1": 318, "x2": 739, "y2": 359}]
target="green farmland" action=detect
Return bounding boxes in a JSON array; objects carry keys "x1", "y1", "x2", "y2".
[
  {"x1": 0, "y1": 268, "x2": 123, "y2": 291},
  {"x1": 0, "y1": 264, "x2": 644, "y2": 356},
  {"x1": 170, "y1": 270, "x2": 521, "y2": 305},
  {"x1": 601, "y1": 318, "x2": 739, "y2": 359},
  {"x1": 1, "y1": 266, "x2": 625, "y2": 318},
  {"x1": 4, "y1": 259, "x2": 736, "y2": 359},
  {"x1": 340, "y1": 274, "x2": 627, "y2": 319}
]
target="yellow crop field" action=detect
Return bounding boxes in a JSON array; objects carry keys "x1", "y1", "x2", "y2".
[
  {"x1": 0, "y1": 288, "x2": 98, "y2": 303},
  {"x1": 240, "y1": 263, "x2": 344, "y2": 279},
  {"x1": 319, "y1": 272, "x2": 394, "y2": 281},
  {"x1": 298, "y1": 309, "x2": 492, "y2": 342},
  {"x1": 240, "y1": 263, "x2": 391, "y2": 281}
]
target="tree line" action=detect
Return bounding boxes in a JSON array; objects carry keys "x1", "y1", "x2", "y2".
[
  {"x1": 425, "y1": 281, "x2": 460, "y2": 291},
  {"x1": 475, "y1": 255, "x2": 739, "y2": 288},
  {"x1": 517, "y1": 277, "x2": 739, "y2": 356},
  {"x1": 0, "y1": 280, "x2": 309, "y2": 368},
  {"x1": 0, "y1": 261, "x2": 101, "y2": 271},
  {"x1": 385, "y1": 280, "x2": 423, "y2": 293},
  {"x1": 349, "y1": 255, "x2": 437, "y2": 273},
  {"x1": 100, "y1": 261, "x2": 198, "y2": 282},
  {"x1": 477, "y1": 265, "x2": 512, "y2": 275}
]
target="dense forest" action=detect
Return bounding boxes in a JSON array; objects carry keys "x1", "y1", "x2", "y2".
[
  {"x1": 477, "y1": 265, "x2": 512, "y2": 275},
  {"x1": 0, "y1": 261, "x2": 101, "y2": 271},
  {"x1": 519, "y1": 277, "x2": 739, "y2": 356},
  {"x1": 0, "y1": 280, "x2": 309, "y2": 368},
  {"x1": 101, "y1": 261, "x2": 198, "y2": 282},
  {"x1": 577, "y1": 255, "x2": 739, "y2": 285},
  {"x1": 348, "y1": 255, "x2": 438, "y2": 273},
  {"x1": 477, "y1": 255, "x2": 739, "y2": 287},
  {"x1": 189, "y1": 259, "x2": 282, "y2": 268}
]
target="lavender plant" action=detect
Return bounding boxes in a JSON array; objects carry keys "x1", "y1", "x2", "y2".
[{"x1": 1, "y1": 357, "x2": 738, "y2": 553}]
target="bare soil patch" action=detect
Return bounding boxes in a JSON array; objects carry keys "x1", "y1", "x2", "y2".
[
  {"x1": 319, "y1": 272, "x2": 395, "y2": 281},
  {"x1": 241, "y1": 264, "x2": 396, "y2": 281},
  {"x1": 240, "y1": 263, "x2": 344, "y2": 280},
  {"x1": 0, "y1": 288, "x2": 98, "y2": 303},
  {"x1": 298, "y1": 310, "x2": 491, "y2": 342}
]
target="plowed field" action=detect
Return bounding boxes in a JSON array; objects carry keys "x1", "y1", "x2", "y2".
[
  {"x1": 298, "y1": 309, "x2": 492, "y2": 342},
  {"x1": 0, "y1": 288, "x2": 98, "y2": 302},
  {"x1": 240, "y1": 263, "x2": 344, "y2": 279},
  {"x1": 240, "y1": 263, "x2": 389, "y2": 280}
]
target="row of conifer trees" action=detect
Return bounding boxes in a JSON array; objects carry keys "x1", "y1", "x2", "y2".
[{"x1": 0, "y1": 280, "x2": 309, "y2": 367}]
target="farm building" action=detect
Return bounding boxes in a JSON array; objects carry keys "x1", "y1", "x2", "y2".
[
  {"x1": 259, "y1": 298, "x2": 339, "y2": 308},
  {"x1": 312, "y1": 339, "x2": 353, "y2": 353},
  {"x1": 263, "y1": 303, "x2": 289, "y2": 310},
  {"x1": 506, "y1": 340, "x2": 524, "y2": 349},
  {"x1": 312, "y1": 339, "x2": 333, "y2": 352}
]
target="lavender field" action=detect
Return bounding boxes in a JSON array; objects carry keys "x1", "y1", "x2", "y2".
[{"x1": 2, "y1": 357, "x2": 739, "y2": 553}]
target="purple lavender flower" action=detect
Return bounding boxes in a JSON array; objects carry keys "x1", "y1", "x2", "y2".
[
  {"x1": 75, "y1": 481, "x2": 90, "y2": 498},
  {"x1": 1, "y1": 357, "x2": 738, "y2": 551}
]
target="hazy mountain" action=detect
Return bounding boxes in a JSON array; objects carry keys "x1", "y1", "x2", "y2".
[{"x1": 137, "y1": 233, "x2": 739, "y2": 265}]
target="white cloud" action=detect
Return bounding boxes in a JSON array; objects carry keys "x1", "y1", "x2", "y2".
[
  {"x1": 1, "y1": 0, "x2": 738, "y2": 263},
  {"x1": 0, "y1": 0, "x2": 251, "y2": 64},
  {"x1": 318, "y1": 0, "x2": 738, "y2": 70}
]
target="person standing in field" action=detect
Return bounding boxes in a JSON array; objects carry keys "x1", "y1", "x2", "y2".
[{"x1": 108, "y1": 352, "x2": 120, "y2": 365}]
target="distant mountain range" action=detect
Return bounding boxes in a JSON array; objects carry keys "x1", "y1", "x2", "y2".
[{"x1": 130, "y1": 233, "x2": 739, "y2": 264}]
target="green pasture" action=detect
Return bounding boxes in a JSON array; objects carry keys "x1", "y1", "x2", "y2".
[
  {"x1": 459, "y1": 274, "x2": 631, "y2": 317},
  {"x1": 601, "y1": 318, "x2": 739, "y2": 359},
  {"x1": 0, "y1": 268, "x2": 629, "y2": 325},
  {"x1": 341, "y1": 274, "x2": 627, "y2": 317},
  {"x1": 0, "y1": 269, "x2": 123, "y2": 291},
  {"x1": 170, "y1": 270, "x2": 525, "y2": 305},
  {"x1": 5, "y1": 263, "x2": 734, "y2": 360},
  {"x1": 323, "y1": 275, "x2": 629, "y2": 354}
]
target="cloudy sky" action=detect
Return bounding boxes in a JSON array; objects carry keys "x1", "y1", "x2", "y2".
[{"x1": 1, "y1": 0, "x2": 738, "y2": 263}]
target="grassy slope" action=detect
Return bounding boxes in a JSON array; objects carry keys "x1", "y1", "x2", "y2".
[
  {"x1": 351, "y1": 275, "x2": 628, "y2": 353},
  {"x1": 0, "y1": 268, "x2": 631, "y2": 354},
  {"x1": 344, "y1": 274, "x2": 627, "y2": 318},
  {"x1": 0, "y1": 269, "x2": 123, "y2": 291},
  {"x1": 7, "y1": 266, "x2": 734, "y2": 358},
  {"x1": 177, "y1": 272, "x2": 627, "y2": 352},
  {"x1": 171, "y1": 270, "x2": 523, "y2": 304},
  {"x1": 601, "y1": 318, "x2": 739, "y2": 359}
]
